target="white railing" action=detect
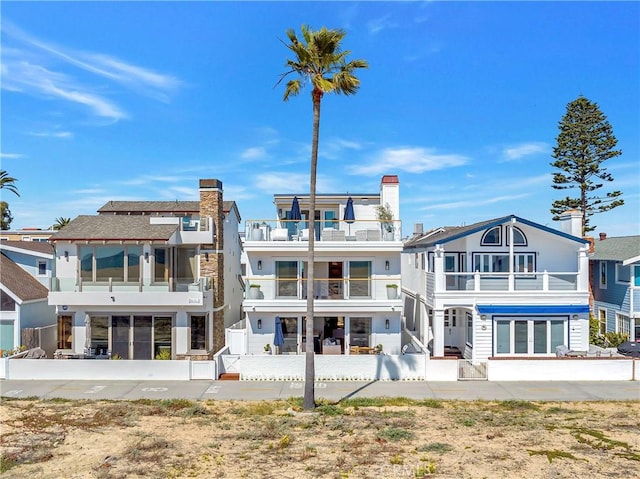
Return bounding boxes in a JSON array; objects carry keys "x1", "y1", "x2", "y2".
[
  {"x1": 51, "y1": 276, "x2": 214, "y2": 293},
  {"x1": 426, "y1": 271, "x2": 581, "y2": 292}
]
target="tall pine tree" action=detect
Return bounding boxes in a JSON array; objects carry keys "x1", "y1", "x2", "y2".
[{"x1": 550, "y1": 95, "x2": 623, "y2": 235}]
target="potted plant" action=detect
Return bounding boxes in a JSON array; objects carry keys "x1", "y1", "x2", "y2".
[
  {"x1": 249, "y1": 283, "x2": 261, "y2": 299},
  {"x1": 375, "y1": 344, "x2": 383, "y2": 354},
  {"x1": 264, "y1": 343, "x2": 272, "y2": 355},
  {"x1": 386, "y1": 283, "x2": 398, "y2": 299},
  {"x1": 376, "y1": 203, "x2": 395, "y2": 240}
]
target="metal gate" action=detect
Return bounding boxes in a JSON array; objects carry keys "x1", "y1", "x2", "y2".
[{"x1": 458, "y1": 359, "x2": 488, "y2": 380}]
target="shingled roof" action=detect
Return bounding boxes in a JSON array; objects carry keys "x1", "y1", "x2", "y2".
[
  {"x1": 0, "y1": 253, "x2": 49, "y2": 302},
  {"x1": 49, "y1": 215, "x2": 179, "y2": 242},
  {"x1": 0, "y1": 240, "x2": 54, "y2": 256},
  {"x1": 97, "y1": 200, "x2": 236, "y2": 214},
  {"x1": 591, "y1": 235, "x2": 640, "y2": 262}
]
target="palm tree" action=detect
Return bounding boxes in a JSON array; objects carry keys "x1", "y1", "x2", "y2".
[
  {"x1": 53, "y1": 217, "x2": 71, "y2": 230},
  {"x1": 279, "y1": 25, "x2": 367, "y2": 409},
  {"x1": 0, "y1": 170, "x2": 20, "y2": 197}
]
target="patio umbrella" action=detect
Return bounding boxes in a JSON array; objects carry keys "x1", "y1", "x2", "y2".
[
  {"x1": 343, "y1": 196, "x2": 355, "y2": 236},
  {"x1": 274, "y1": 316, "x2": 285, "y2": 355},
  {"x1": 84, "y1": 315, "x2": 91, "y2": 355},
  {"x1": 290, "y1": 196, "x2": 302, "y2": 236}
]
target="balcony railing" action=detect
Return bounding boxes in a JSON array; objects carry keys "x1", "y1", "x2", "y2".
[
  {"x1": 50, "y1": 276, "x2": 214, "y2": 293},
  {"x1": 244, "y1": 277, "x2": 401, "y2": 301},
  {"x1": 427, "y1": 271, "x2": 581, "y2": 292},
  {"x1": 244, "y1": 219, "x2": 402, "y2": 242}
]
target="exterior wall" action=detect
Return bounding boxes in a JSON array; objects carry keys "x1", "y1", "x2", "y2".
[
  {"x1": 488, "y1": 358, "x2": 636, "y2": 381},
  {"x1": 592, "y1": 260, "x2": 629, "y2": 308},
  {"x1": 19, "y1": 300, "x2": 55, "y2": 329},
  {"x1": 1, "y1": 249, "x2": 53, "y2": 287}
]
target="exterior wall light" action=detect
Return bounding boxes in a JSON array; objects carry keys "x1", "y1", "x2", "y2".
[
  {"x1": 144, "y1": 252, "x2": 149, "y2": 262},
  {"x1": 385, "y1": 260, "x2": 390, "y2": 270},
  {"x1": 258, "y1": 260, "x2": 262, "y2": 270},
  {"x1": 257, "y1": 319, "x2": 262, "y2": 329},
  {"x1": 385, "y1": 318, "x2": 390, "y2": 329}
]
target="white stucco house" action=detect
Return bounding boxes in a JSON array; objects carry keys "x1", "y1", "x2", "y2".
[
  {"x1": 402, "y1": 210, "x2": 591, "y2": 361},
  {"x1": 232, "y1": 175, "x2": 404, "y2": 363},
  {"x1": 47, "y1": 179, "x2": 243, "y2": 360}
]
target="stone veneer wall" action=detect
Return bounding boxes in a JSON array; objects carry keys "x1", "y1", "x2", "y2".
[{"x1": 199, "y1": 179, "x2": 225, "y2": 354}]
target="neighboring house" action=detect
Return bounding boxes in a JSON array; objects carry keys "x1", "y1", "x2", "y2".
[
  {"x1": 0, "y1": 228, "x2": 56, "y2": 242},
  {"x1": 0, "y1": 241, "x2": 56, "y2": 355},
  {"x1": 238, "y1": 175, "x2": 403, "y2": 356},
  {"x1": 47, "y1": 179, "x2": 243, "y2": 359},
  {"x1": 590, "y1": 233, "x2": 640, "y2": 342},
  {"x1": 402, "y1": 210, "x2": 591, "y2": 361}
]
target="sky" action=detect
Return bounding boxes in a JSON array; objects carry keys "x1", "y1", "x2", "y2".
[{"x1": 1, "y1": 1, "x2": 639, "y2": 238}]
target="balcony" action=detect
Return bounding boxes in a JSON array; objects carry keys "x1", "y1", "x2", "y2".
[
  {"x1": 428, "y1": 271, "x2": 582, "y2": 292},
  {"x1": 48, "y1": 277, "x2": 214, "y2": 307},
  {"x1": 150, "y1": 216, "x2": 216, "y2": 244},
  {"x1": 243, "y1": 277, "x2": 401, "y2": 301},
  {"x1": 244, "y1": 219, "x2": 402, "y2": 244}
]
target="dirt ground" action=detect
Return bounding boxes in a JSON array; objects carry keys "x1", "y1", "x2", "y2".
[{"x1": 1, "y1": 397, "x2": 639, "y2": 479}]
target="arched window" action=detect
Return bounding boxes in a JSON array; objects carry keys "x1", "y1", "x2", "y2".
[
  {"x1": 481, "y1": 226, "x2": 501, "y2": 246},
  {"x1": 507, "y1": 226, "x2": 527, "y2": 246}
]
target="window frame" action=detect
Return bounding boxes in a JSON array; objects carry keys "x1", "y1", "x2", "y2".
[
  {"x1": 615, "y1": 263, "x2": 631, "y2": 285},
  {"x1": 189, "y1": 313, "x2": 208, "y2": 352},
  {"x1": 37, "y1": 260, "x2": 47, "y2": 276},
  {"x1": 493, "y1": 317, "x2": 568, "y2": 355},
  {"x1": 505, "y1": 226, "x2": 528, "y2": 246},
  {"x1": 599, "y1": 261, "x2": 607, "y2": 289},
  {"x1": 480, "y1": 226, "x2": 502, "y2": 246}
]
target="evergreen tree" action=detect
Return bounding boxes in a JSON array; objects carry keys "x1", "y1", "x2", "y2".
[{"x1": 550, "y1": 95, "x2": 623, "y2": 235}]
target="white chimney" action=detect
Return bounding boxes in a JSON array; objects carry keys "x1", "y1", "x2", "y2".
[{"x1": 557, "y1": 209, "x2": 582, "y2": 237}]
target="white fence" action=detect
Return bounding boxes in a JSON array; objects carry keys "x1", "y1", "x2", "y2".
[
  {"x1": 1, "y1": 356, "x2": 636, "y2": 382},
  {"x1": 1, "y1": 359, "x2": 215, "y2": 381}
]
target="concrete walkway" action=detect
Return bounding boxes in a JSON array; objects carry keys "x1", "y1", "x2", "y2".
[{"x1": 1, "y1": 379, "x2": 638, "y2": 402}]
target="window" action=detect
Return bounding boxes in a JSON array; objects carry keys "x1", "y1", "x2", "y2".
[
  {"x1": 598, "y1": 309, "x2": 607, "y2": 335},
  {"x1": 281, "y1": 317, "x2": 298, "y2": 354},
  {"x1": 90, "y1": 316, "x2": 109, "y2": 354},
  {"x1": 154, "y1": 248, "x2": 169, "y2": 283},
  {"x1": 616, "y1": 314, "x2": 630, "y2": 336},
  {"x1": 57, "y1": 315, "x2": 73, "y2": 349},
  {"x1": 506, "y1": 226, "x2": 527, "y2": 246},
  {"x1": 421, "y1": 253, "x2": 425, "y2": 270},
  {"x1": 79, "y1": 246, "x2": 141, "y2": 283},
  {"x1": 615, "y1": 264, "x2": 630, "y2": 284},
  {"x1": 514, "y1": 254, "x2": 535, "y2": 273},
  {"x1": 349, "y1": 261, "x2": 371, "y2": 298},
  {"x1": 414, "y1": 253, "x2": 419, "y2": 269},
  {"x1": 599, "y1": 262, "x2": 607, "y2": 289},
  {"x1": 349, "y1": 317, "x2": 371, "y2": 348},
  {"x1": 154, "y1": 317, "x2": 172, "y2": 358},
  {"x1": 474, "y1": 254, "x2": 509, "y2": 273},
  {"x1": 466, "y1": 312, "x2": 473, "y2": 346},
  {"x1": 37, "y1": 260, "x2": 47, "y2": 276},
  {"x1": 0, "y1": 320, "x2": 15, "y2": 351},
  {"x1": 481, "y1": 226, "x2": 501, "y2": 245},
  {"x1": 494, "y1": 318, "x2": 567, "y2": 355},
  {"x1": 1, "y1": 290, "x2": 16, "y2": 311},
  {"x1": 276, "y1": 261, "x2": 298, "y2": 297},
  {"x1": 190, "y1": 314, "x2": 207, "y2": 351}
]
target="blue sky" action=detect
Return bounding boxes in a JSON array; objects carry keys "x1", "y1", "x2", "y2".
[{"x1": 2, "y1": 1, "x2": 638, "y2": 237}]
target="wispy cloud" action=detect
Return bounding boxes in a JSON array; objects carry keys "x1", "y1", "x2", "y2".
[
  {"x1": 28, "y1": 130, "x2": 73, "y2": 139},
  {"x1": 420, "y1": 193, "x2": 530, "y2": 211},
  {"x1": 351, "y1": 147, "x2": 468, "y2": 175},
  {"x1": 0, "y1": 152, "x2": 25, "y2": 159},
  {"x1": 367, "y1": 15, "x2": 396, "y2": 34},
  {"x1": 501, "y1": 142, "x2": 548, "y2": 161},
  {"x1": 241, "y1": 147, "x2": 268, "y2": 160},
  {"x1": 1, "y1": 21, "x2": 181, "y2": 121}
]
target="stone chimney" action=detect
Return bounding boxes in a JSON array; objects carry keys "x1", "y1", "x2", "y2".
[
  {"x1": 199, "y1": 179, "x2": 225, "y2": 353},
  {"x1": 557, "y1": 209, "x2": 582, "y2": 237},
  {"x1": 599, "y1": 232, "x2": 607, "y2": 241}
]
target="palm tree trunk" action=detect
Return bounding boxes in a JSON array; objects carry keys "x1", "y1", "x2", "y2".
[{"x1": 303, "y1": 90, "x2": 322, "y2": 410}]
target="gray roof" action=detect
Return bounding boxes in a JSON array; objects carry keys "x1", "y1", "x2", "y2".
[
  {"x1": 0, "y1": 253, "x2": 49, "y2": 301},
  {"x1": 98, "y1": 201, "x2": 200, "y2": 213},
  {"x1": 0, "y1": 240, "x2": 54, "y2": 255},
  {"x1": 591, "y1": 236, "x2": 640, "y2": 262},
  {"x1": 49, "y1": 215, "x2": 178, "y2": 242},
  {"x1": 404, "y1": 217, "x2": 512, "y2": 249},
  {"x1": 97, "y1": 200, "x2": 236, "y2": 214}
]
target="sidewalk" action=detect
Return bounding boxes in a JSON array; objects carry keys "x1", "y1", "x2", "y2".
[{"x1": 1, "y1": 379, "x2": 638, "y2": 402}]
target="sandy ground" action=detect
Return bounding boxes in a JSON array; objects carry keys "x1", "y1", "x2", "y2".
[{"x1": 1, "y1": 397, "x2": 639, "y2": 479}]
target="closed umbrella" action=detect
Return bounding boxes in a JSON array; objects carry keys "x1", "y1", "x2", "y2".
[
  {"x1": 343, "y1": 196, "x2": 355, "y2": 236},
  {"x1": 274, "y1": 316, "x2": 285, "y2": 355},
  {"x1": 290, "y1": 196, "x2": 302, "y2": 236}
]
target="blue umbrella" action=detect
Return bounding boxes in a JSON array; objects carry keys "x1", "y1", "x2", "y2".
[
  {"x1": 343, "y1": 196, "x2": 355, "y2": 235},
  {"x1": 274, "y1": 316, "x2": 285, "y2": 354},
  {"x1": 290, "y1": 196, "x2": 302, "y2": 236}
]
